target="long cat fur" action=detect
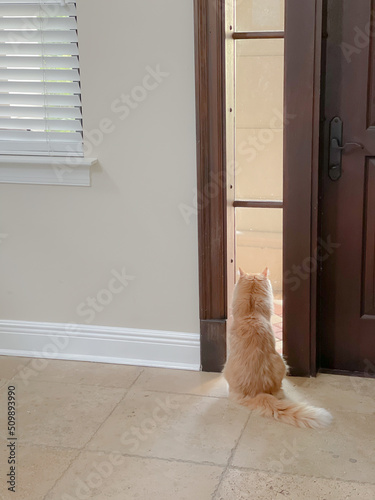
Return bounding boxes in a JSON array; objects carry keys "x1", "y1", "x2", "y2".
[{"x1": 223, "y1": 267, "x2": 332, "y2": 429}]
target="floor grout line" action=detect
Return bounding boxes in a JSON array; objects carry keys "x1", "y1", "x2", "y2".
[
  {"x1": 0, "y1": 441, "x2": 82, "y2": 452},
  {"x1": 80, "y1": 368, "x2": 145, "y2": 450},
  {"x1": 11, "y1": 430, "x2": 375, "y2": 489},
  {"x1": 129, "y1": 388, "x2": 228, "y2": 399},
  {"x1": 3, "y1": 357, "x2": 375, "y2": 496},
  {"x1": 10, "y1": 375, "x2": 144, "y2": 391},
  {"x1": 41, "y1": 370, "x2": 146, "y2": 498},
  {"x1": 81, "y1": 449, "x2": 227, "y2": 468},
  {"x1": 42, "y1": 451, "x2": 227, "y2": 499},
  {"x1": 211, "y1": 412, "x2": 252, "y2": 499},
  {"x1": 6, "y1": 441, "x2": 375, "y2": 496},
  {"x1": 4, "y1": 357, "x2": 144, "y2": 389},
  {"x1": 127, "y1": 367, "x2": 145, "y2": 390},
  {"x1": 42, "y1": 448, "x2": 82, "y2": 500}
]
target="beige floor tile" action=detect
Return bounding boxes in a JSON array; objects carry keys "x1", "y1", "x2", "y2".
[
  {"x1": 13, "y1": 358, "x2": 143, "y2": 389},
  {"x1": 0, "y1": 442, "x2": 78, "y2": 500},
  {"x1": 283, "y1": 374, "x2": 375, "y2": 414},
  {"x1": 0, "y1": 356, "x2": 31, "y2": 380},
  {"x1": 133, "y1": 367, "x2": 228, "y2": 398},
  {"x1": 46, "y1": 452, "x2": 223, "y2": 500},
  {"x1": 216, "y1": 468, "x2": 375, "y2": 500},
  {"x1": 232, "y1": 410, "x2": 375, "y2": 483},
  {"x1": 87, "y1": 390, "x2": 249, "y2": 465},
  {"x1": 0, "y1": 381, "x2": 125, "y2": 449}
]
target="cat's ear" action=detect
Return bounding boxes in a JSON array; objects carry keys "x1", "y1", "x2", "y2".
[
  {"x1": 261, "y1": 267, "x2": 269, "y2": 278},
  {"x1": 239, "y1": 267, "x2": 245, "y2": 277}
]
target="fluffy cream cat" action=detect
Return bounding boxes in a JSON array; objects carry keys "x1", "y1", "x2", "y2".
[{"x1": 223, "y1": 267, "x2": 332, "y2": 429}]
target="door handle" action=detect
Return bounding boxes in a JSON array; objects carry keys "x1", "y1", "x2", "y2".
[
  {"x1": 331, "y1": 138, "x2": 363, "y2": 151},
  {"x1": 328, "y1": 117, "x2": 363, "y2": 181}
]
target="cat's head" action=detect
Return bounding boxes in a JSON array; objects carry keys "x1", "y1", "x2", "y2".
[
  {"x1": 239, "y1": 267, "x2": 270, "y2": 281},
  {"x1": 233, "y1": 267, "x2": 273, "y2": 316}
]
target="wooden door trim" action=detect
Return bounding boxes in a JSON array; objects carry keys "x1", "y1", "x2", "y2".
[
  {"x1": 284, "y1": 0, "x2": 323, "y2": 376},
  {"x1": 194, "y1": 0, "x2": 227, "y2": 372},
  {"x1": 195, "y1": 0, "x2": 324, "y2": 375}
]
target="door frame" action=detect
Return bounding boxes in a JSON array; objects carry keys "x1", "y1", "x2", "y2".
[
  {"x1": 283, "y1": 0, "x2": 323, "y2": 376},
  {"x1": 194, "y1": 0, "x2": 227, "y2": 372},
  {"x1": 194, "y1": 0, "x2": 323, "y2": 375}
]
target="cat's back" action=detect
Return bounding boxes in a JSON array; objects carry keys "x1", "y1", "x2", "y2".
[{"x1": 230, "y1": 313, "x2": 272, "y2": 343}]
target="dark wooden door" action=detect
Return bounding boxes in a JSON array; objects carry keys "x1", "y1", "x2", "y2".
[{"x1": 320, "y1": 0, "x2": 375, "y2": 373}]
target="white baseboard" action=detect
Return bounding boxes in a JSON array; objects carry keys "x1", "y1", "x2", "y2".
[{"x1": 0, "y1": 320, "x2": 201, "y2": 371}]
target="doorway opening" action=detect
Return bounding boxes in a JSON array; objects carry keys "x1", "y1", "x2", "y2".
[
  {"x1": 228, "y1": 1, "x2": 285, "y2": 354},
  {"x1": 195, "y1": 0, "x2": 320, "y2": 373}
]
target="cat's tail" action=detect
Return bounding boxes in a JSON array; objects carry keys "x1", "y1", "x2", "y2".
[{"x1": 236, "y1": 393, "x2": 332, "y2": 429}]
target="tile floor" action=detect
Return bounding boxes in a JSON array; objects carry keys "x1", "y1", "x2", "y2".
[{"x1": 0, "y1": 356, "x2": 375, "y2": 499}]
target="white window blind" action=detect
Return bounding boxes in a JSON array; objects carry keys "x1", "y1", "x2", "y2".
[{"x1": 0, "y1": 0, "x2": 83, "y2": 157}]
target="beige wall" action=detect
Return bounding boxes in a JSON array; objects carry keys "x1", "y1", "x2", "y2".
[
  {"x1": 235, "y1": 0, "x2": 284, "y2": 32},
  {"x1": 0, "y1": 0, "x2": 200, "y2": 333},
  {"x1": 235, "y1": 39, "x2": 284, "y2": 201},
  {"x1": 236, "y1": 208, "x2": 283, "y2": 294}
]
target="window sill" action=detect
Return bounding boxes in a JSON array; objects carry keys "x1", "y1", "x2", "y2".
[{"x1": 0, "y1": 156, "x2": 97, "y2": 187}]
